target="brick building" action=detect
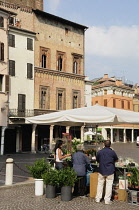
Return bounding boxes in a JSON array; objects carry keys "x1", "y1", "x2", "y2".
[
  {"x1": 0, "y1": 0, "x2": 87, "y2": 153},
  {"x1": 91, "y1": 74, "x2": 139, "y2": 143}
]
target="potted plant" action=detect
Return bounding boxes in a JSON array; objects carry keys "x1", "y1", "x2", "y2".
[
  {"x1": 26, "y1": 158, "x2": 51, "y2": 196},
  {"x1": 58, "y1": 167, "x2": 78, "y2": 201},
  {"x1": 42, "y1": 168, "x2": 59, "y2": 198}
]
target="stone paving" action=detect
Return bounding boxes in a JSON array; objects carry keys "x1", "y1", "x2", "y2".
[
  {"x1": 0, "y1": 184, "x2": 139, "y2": 210},
  {"x1": 0, "y1": 143, "x2": 139, "y2": 209}
]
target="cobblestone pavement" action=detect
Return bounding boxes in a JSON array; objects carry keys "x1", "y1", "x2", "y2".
[{"x1": 0, "y1": 184, "x2": 139, "y2": 210}]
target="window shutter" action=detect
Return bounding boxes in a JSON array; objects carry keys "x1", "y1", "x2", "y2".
[
  {"x1": 1, "y1": 43, "x2": 4, "y2": 61},
  {"x1": 13, "y1": 35, "x2": 15, "y2": 47},
  {"x1": 27, "y1": 63, "x2": 33, "y2": 79},
  {"x1": 9, "y1": 60, "x2": 15, "y2": 76},
  {"x1": 0, "y1": 16, "x2": 4, "y2": 27},
  {"x1": 5, "y1": 75, "x2": 9, "y2": 92}
]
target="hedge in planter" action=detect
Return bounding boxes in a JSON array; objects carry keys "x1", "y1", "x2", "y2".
[
  {"x1": 42, "y1": 169, "x2": 59, "y2": 198},
  {"x1": 58, "y1": 167, "x2": 78, "y2": 201},
  {"x1": 26, "y1": 158, "x2": 51, "y2": 179}
]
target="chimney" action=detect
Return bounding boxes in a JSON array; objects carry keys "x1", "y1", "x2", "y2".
[
  {"x1": 104, "y1": 74, "x2": 108, "y2": 78},
  {"x1": 116, "y1": 80, "x2": 122, "y2": 86}
]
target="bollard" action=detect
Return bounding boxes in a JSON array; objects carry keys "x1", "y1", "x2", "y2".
[{"x1": 5, "y1": 158, "x2": 13, "y2": 185}]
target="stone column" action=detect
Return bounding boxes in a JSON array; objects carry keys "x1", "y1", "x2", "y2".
[
  {"x1": 110, "y1": 127, "x2": 113, "y2": 143},
  {"x1": 66, "y1": 126, "x2": 70, "y2": 134},
  {"x1": 0, "y1": 126, "x2": 7, "y2": 155},
  {"x1": 31, "y1": 124, "x2": 37, "y2": 153},
  {"x1": 102, "y1": 127, "x2": 107, "y2": 140},
  {"x1": 131, "y1": 129, "x2": 134, "y2": 143},
  {"x1": 50, "y1": 125, "x2": 54, "y2": 151},
  {"x1": 123, "y1": 129, "x2": 126, "y2": 143},
  {"x1": 115, "y1": 129, "x2": 119, "y2": 142},
  {"x1": 80, "y1": 126, "x2": 85, "y2": 142}
]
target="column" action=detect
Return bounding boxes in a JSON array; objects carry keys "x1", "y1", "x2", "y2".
[
  {"x1": 31, "y1": 124, "x2": 37, "y2": 153},
  {"x1": 123, "y1": 129, "x2": 126, "y2": 143},
  {"x1": 16, "y1": 128, "x2": 20, "y2": 153},
  {"x1": 50, "y1": 125, "x2": 54, "y2": 151},
  {"x1": 102, "y1": 127, "x2": 107, "y2": 140},
  {"x1": 66, "y1": 126, "x2": 70, "y2": 134},
  {"x1": 0, "y1": 126, "x2": 7, "y2": 155},
  {"x1": 131, "y1": 129, "x2": 134, "y2": 143},
  {"x1": 110, "y1": 127, "x2": 113, "y2": 143},
  {"x1": 115, "y1": 129, "x2": 119, "y2": 142},
  {"x1": 80, "y1": 126, "x2": 85, "y2": 142}
]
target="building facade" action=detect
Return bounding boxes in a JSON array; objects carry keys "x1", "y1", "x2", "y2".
[
  {"x1": 91, "y1": 74, "x2": 139, "y2": 143},
  {"x1": 0, "y1": 0, "x2": 87, "y2": 153}
]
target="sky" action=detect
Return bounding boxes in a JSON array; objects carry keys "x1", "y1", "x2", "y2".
[{"x1": 44, "y1": 0, "x2": 139, "y2": 84}]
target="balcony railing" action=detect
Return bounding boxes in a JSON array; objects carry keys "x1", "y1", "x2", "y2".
[
  {"x1": 9, "y1": 109, "x2": 58, "y2": 118},
  {"x1": 9, "y1": 109, "x2": 34, "y2": 118}
]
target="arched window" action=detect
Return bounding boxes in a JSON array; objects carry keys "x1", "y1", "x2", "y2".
[
  {"x1": 58, "y1": 56, "x2": 63, "y2": 71},
  {"x1": 42, "y1": 54, "x2": 46, "y2": 68},
  {"x1": 73, "y1": 61, "x2": 78, "y2": 74}
]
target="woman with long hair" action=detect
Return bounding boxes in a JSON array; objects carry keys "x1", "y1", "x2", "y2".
[{"x1": 54, "y1": 140, "x2": 71, "y2": 170}]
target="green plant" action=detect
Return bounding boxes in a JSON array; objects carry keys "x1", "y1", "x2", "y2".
[
  {"x1": 26, "y1": 158, "x2": 51, "y2": 179},
  {"x1": 127, "y1": 167, "x2": 139, "y2": 187},
  {"x1": 58, "y1": 167, "x2": 78, "y2": 187},
  {"x1": 42, "y1": 169, "x2": 59, "y2": 186}
]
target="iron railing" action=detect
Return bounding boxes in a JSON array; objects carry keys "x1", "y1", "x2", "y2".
[{"x1": 9, "y1": 109, "x2": 34, "y2": 117}]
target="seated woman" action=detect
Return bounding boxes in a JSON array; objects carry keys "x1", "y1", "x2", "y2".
[
  {"x1": 54, "y1": 140, "x2": 71, "y2": 170},
  {"x1": 72, "y1": 144, "x2": 90, "y2": 197}
]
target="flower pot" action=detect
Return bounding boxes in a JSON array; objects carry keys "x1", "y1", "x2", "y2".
[
  {"x1": 35, "y1": 179, "x2": 44, "y2": 196},
  {"x1": 46, "y1": 185, "x2": 56, "y2": 198},
  {"x1": 61, "y1": 186, "x2": 72, "y2": 201}
]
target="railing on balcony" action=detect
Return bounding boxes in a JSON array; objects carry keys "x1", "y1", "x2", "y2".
[{"x1": 9, "y1": 109, "x2": 34, "y2": 118}]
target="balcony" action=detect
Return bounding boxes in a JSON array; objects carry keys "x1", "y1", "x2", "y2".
[{"x1": 9, "y1": 109, "x2": 34, "y2": 118}]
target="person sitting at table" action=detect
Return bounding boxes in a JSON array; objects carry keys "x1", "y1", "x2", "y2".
[
  {"x1": 72, "y1": 144, "x2": 90, "y2": 197},
  {"x1": 95, "y1": 140, "x2": 118, "y2": 205},
  {"x1": 54, "y1": 140, "x2": 71, "y2": 170}
]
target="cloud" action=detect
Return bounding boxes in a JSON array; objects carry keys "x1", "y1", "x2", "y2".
[
  {"x1": 46, "y1": 0, "x2": 61, "y2": 13},
  {"x1": 85, "y1": 25, "x2": 139, "y2": 58}
]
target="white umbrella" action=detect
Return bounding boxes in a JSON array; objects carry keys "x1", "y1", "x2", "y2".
[{"x1": 26, "y1": 104, "x2": 139, "y2": 126}]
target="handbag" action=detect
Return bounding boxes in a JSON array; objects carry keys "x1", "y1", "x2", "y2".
[{"x1": 86, "y1": 164, "x2": 94, "y2": 186}]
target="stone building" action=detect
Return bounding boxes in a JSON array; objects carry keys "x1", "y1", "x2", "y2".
[
  {"x1": 91, "y1": 74, "x2": 139, "y2": 143},
  {"x1": 0, "y1": 0, "x2": 87, "y2": 153}
]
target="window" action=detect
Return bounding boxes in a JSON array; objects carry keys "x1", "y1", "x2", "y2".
[
  {"x1": 0, "y1": 42, "x2": 4, "y2": 61},
  {"x1": 104, "y1": 99, "x2": 107, "y2": 107},
  {"x1": 72, "y1": 54, "x2": 82, "y2": 74},
  {"x1": 42, "y1": 54, "x2": 46, "y2": 68},
  {"x1": 73, "y1": 90, "x2": 80, "y2": 109},
  {"x1": 113, "y1": 89, "x2": 116, "y2": 94},
  {"x1": 40, "y1": 86, "x2": 50, "y2": 109},
  {"x1": 65, "y1": 28, "x2": 69, "y2": 35},
  {"x1": 18, "y1": 94, "x2": 26, "y2": 117},
  {"x1": 9, "y1": 34, "x2": 15, "y2": 47},
  {"x1": 40, "y1": 47, "x2": 50, "y2": 69},
  {"x1": 73, "y1": 60, "x2": 78, "y2": 74},
  {"x1": 9, "y1": 60, "x2": 15, "y2": 76},
  {"x1": 128, "y1": 101, "x2": 130, "y2": 110},
  {"x1": 0, "y1": 16, "x2": 4, "y2": 27},
  {"x1": 57, "y1": 51, "x2": 65, "y2": 71},
  {"x1": 27, "y1": 38, "x2": 33, "y2": 50},
  {"x1": 27, "y1": 63, "x2": 33, "y2": 79},
  {"x1": 9, "y1": 17, "x2": 14, "y2": 25},
  {"x1": 5, "y1": 75, "x2": 9, "y2": 92},
  {"x1": 121, "y1": 100, "x2": 124, "y2": 109},
  {"x1": 56, "y1": 88, "x2": 66, "y2": 110},
  {"x1": 0, "y1": 75, "x2": 3, "y2": 91},
  {"x1": 104, "y1": 89, "x2": 107, "y2": 95},
  {"x1": 113, "y1": 99, "x2": 116, "y2": 108}
]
